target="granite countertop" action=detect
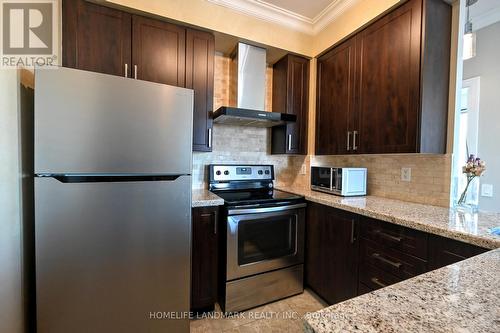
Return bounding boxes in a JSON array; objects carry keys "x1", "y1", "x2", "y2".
[
  {"x1": 191, "y1": 189, "x2": 224, "y2": 207},
  {"x1": 304, "y1": 248, "x2": 500, "y2": 333},
  {"x1": 275, "y1": 187, "x2": 500, "y2": 249}
]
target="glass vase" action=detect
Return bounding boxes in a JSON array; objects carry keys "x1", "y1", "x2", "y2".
[{"x1": 455, "y1": 176, "x2": 479, "y2": 213}]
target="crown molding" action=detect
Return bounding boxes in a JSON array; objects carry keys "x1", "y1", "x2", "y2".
[
  {"x1": 473, "y1": 6, "x2": 500, "y2": 31},
  {"x1": 206, "y1": 0, "x2": 361, "y2": 35},
  {"x1": 207, "y1": 0, "x2": 313, "y2": 34},
  {"x1": 312, "y1": 0, "x2": 361, "y2": 34}
]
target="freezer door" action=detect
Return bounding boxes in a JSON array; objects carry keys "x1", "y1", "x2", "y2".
[
  {"x1": 35, "y1": 176, "x2": 191, "y2": 333},
  {"x1": 35, "y1": 67, "x2": 193, "y2": 174}
]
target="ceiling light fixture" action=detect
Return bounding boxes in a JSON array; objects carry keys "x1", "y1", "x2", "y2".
[{"x1": 463, "y1": 0, "x2": 478, "y2": 60}]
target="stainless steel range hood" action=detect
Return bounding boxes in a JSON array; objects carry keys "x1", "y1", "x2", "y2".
[{"x1": 212, "y1": 43, "x2": 295, "y2": 127}]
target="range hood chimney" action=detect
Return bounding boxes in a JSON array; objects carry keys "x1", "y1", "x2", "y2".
[{"x1": 211, "y1": 43, "x2": 296, "y2": 127}]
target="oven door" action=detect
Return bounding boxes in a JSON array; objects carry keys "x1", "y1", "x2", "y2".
[{"x1": 226, "y1": 204, "x2": 305, "y2": 281}]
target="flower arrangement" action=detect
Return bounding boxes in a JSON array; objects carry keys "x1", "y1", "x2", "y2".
[{"x1": 457, "y1": 154, "x2": 486, "y2": 205}]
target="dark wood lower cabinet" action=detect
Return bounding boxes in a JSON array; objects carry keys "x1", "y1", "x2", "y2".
[
  {"x1": 428, "y1": 234, "x2": 487, "y2": 271},
  {"x1": 191, "y1": 207, "x2": 218, "y2": 312},
  {"x1": 305, "y1": 201, "x2": 489, "y2": 304},
  {"x1": 305, "y1": 203, "x2": 359, "y2": 305}
]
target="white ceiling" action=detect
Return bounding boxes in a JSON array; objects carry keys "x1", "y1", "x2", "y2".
[
  {"x1": 207, "y1": 0, "x2": 361, "y2": 35},
  {"x1": 469, "y1": 0, "x2": 500, "y2": 30},
  {"x1": 261, "y1": 0, "x2": 335, "y2": 20}
]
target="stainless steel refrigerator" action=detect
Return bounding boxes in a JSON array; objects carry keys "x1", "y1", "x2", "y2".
[{"x1": 34, "y1": 67, "x2": 193, "y2": 332}]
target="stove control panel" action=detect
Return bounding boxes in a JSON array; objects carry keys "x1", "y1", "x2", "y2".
[{"x1": 210, "y1": 165, "x2": 274, "y2": 182}]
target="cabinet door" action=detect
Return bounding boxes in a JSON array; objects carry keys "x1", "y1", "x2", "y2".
[
  {"x1": 63, "y1": 0, "x2": 131, "y2": 77},
  {"x1": 316, "y1": 37, "x2": 356, "y2": 155},
  {"x1": 305, "y1": 203, "x2": 326, "y2": 298},
  {"x1": 354, "y1": 0, "x2": 422, "y2": 153},
  {"x1": 306, "y1": 203, "x2": 359, "y2": 305},
  {"x1": 191, "y1": 207, "x2": 218, "y2": 311},
  {"x1": 186, "y1": 29, "x2": 215, "y2": 152},
  {"x1": 132, "y1": 16, "x2": 185, "y2": 86},
  {"x1": 286, "y1": 55, "x2": 309, "y2": 154},
  {"x1": 428, "y1": 235, "x2": 487, "y2": 271}
]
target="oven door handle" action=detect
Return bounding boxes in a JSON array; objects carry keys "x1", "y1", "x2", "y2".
[{"x1": 228, "y1": 203, "x2": 307, "y2": 215}]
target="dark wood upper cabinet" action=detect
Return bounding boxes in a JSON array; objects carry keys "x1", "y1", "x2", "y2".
[
  {"x1": 306, "y1": 203, "x2": 359, "y2": 305},
  {"x1": 191, "y1": 207, "x2": 218, "y2": 312},
  {"x1": 186, "y1": 29, "x2": 215, "y2": 152},
  {"x1": 62, "y1": 0, "x2": 131, "y2": 77},
  {"x1": 132, "y1": 15, "x2": 186, "y2": 86},
  {"x1": 271, "y1": 54, "x2": 309, "y2": 155},
  {"x1": 315, "y1": 0, "x2": 451, "y2": 155},
  {"x1": 316, "y1": 37, "x2": 356, "y2": 155},
  {"x1": 62, "y1": 1, "x2": 215, "y2": 152},
  {"x1": 354, "y1": 0, "x2": 422, "y2": 154}
]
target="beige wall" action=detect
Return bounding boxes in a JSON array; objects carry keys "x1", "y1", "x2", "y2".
[
  {"x1": 104, "y1": 0, "x2": 314, "y2": 56},
  {"x1": 312, "y1": 0, "x2": 400, "y2": 55},
  {"x1": 0, "y1": 70, "x2": 24, "y2": 333}
]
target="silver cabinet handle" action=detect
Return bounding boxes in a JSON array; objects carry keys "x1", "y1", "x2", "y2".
[
  {"x1": 124, "y1": 63, "x2": 128, "y2": 78},
  {"x1": 288, "y1": 134, "x2": 292, "y2": 151},
  {"x1": 372, "y1": 253, "x2": 402, "y2": 269},
  {"x1": 347, "y1": 131, "x2": 351, "y2": 151},
  {"x1": 353, "y1": 130, "x2": 358, "y2": 151},
  {"x1": 134, "y1": 65, "x2": 138, "y2": 79},
  {"x1": 371, "y1": 277, "x2": 387, "y2": 288},
  {"x1": 208, "y1": 128, "x2": 212, "y2": 148}
]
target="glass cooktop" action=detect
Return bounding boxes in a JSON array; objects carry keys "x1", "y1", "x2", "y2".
[{"x1": 213, "y1": 189, "x2": 303, "y2": 207}]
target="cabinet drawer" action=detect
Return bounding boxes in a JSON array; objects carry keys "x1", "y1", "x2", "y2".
[
  {"x1": 428, "y1": 234, "x2": 488, "y2": 270},
  {"x1": 360, "y1": 217, "x2": 428, "y2": 259},
  {"x1": 359, "y1": 263, "x2": 401, "y2": 291},
  {"x1": 360, "y1": 239, "x2": 427, "y2": 279},
  {"x1": 357, "y1": 282, "x2": 373, "y2": 296}
]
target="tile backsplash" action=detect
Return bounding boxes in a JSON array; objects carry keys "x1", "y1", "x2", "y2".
[
  {"x1": 312, "y1": 154, "x2": 452, "y2": 207},
  {"x1": 192, "y1": 125, "x2": 307, "y2": 189},
  {"x1": 193, "y1": 53, "x2": 451, "y2": 207}
]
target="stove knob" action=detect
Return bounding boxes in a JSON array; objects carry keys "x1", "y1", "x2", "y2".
[
  {"x1": 264, "y1": 170, "x2": 270, "y2": 175},
  {"x1": 216, "y1": 170, "x2": 221, "y2": 176},
  {"x1": 268, "y1": 183, "x2": 273, "y2": 188},
  {"x1": 258, "y1": 170, "x2": 263, "y2": 175},
  {"x1": 224, "y1": 170, "x2": 229, "y2": 175}
]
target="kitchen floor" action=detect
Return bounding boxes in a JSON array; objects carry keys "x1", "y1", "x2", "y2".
[{"x1": 190, "y1": 289, "x2": 327, "y2": 332}]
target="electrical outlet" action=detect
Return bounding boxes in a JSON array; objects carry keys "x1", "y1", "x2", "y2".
[
  {"x1": 401, "y1": 167, "x2": 412, "y2": 182},
  {"x1": 300, "y1": 164, "x2": 307, "y2": 175},
  {"x1": 481, "y1": 184, "x2": 493, "y2": 197}
]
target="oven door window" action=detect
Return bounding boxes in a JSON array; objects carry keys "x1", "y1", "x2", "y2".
[{"x1": 238, "y1": 214, "x2": 297, "y2": 265}]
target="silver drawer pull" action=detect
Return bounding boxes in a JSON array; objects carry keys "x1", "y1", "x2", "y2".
[
  {"x1": 353, "y1": 130, "x2": 358, "y2": 150},
  {"x1": 375, "y1": 230, "x2": 403, "y2": 243},
  {"x1": 370, "y1": 277, "x2": 387, "y2": 288},
  {"x1": 288, "y1": 134, "x2": 292, "y2": 151},
  {"x1": 208, "y1": 128, "x2": 212, "y2": 148},
  {"x1": 134, "y1": 65, "x2": 138, "y2": 79},
  {"x1": 372, "y1": 253, "x2": 402, "y2": 269},
  {"x1": 124, "y1": 63, "x2": 128, "y2": 78},
  {"x1": 347, "y1": 131, "x2": 351, "y2": 151}
]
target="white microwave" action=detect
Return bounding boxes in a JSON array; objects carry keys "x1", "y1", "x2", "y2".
[{"x1": 311, "y1": 167, "x2": 367, "y2": 196}]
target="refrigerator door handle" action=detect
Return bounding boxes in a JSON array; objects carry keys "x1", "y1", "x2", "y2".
[{"x1": 39, "y1": 174, "x2": 190, "y2": 183}]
